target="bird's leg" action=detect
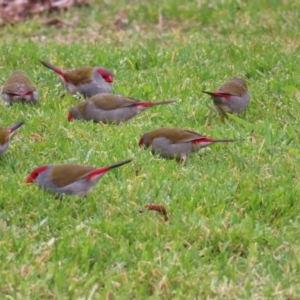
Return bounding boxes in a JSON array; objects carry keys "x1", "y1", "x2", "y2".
[
  {"x1": 220, "y1": 114, "x2": 226, "y2": 123},
  {"x1": 178, "y1": 154, "x2": 187, "y2": 165},
  {"x1": 221, "y1": 111, "x2": 230, "y2": 123}
]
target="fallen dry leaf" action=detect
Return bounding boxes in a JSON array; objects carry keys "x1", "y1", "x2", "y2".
[
  {"x1": 30, "y1": 133, "x2": 44, "y2": 142},
  {"x1": 114, "y1": 10, "x2": 128, "y2": 31},
  {"x1": 145, "y1": 204, "x2": 168, "y2": 221}
]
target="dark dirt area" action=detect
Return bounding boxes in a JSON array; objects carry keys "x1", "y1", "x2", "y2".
[{"x1": 0, "y1": 0, "x2": 88, "y2": 26}]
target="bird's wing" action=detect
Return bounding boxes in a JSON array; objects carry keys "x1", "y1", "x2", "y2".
[
  {"x1": 218, "y1": 79, "x2": 247, "y2": 96},
  {"x1": 150, "y1": 128, "x2": 204, "y2": 144},
  {"x1": 3, "y1": 72, "x2": 36, "y2": 93},
  {"x1": 91, "y1": 94, "x2": 141, "y2": 110},
  {"x1": 50, "y1": 165, "x2": 96, "y2": 187},
  {"x1": 65, "y1": 67, "x2": 94, "y2": 85},
  {"x1": 0, "y1": 129, "x2": 9, "y2": 144}
]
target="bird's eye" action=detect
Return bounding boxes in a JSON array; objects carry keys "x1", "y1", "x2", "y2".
[
  {"x1": 32, "y1": 172, "x2": 38, "y2": 179},
  {"x1": 102, "y1": 73, "x2": 112, "y2": 81}
]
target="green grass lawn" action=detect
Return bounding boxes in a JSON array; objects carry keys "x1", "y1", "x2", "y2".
[{"x1": 1, "y1": 0, "x2": 300, "y2": 298}]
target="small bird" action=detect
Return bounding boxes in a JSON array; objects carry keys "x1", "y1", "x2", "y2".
[
  {"x1": 1, "y1": 71, "x2": 38, "y2": 105},
  {"x1": 68, "y1": 93, "x2": 175, "y2": 124},
  {"x1": 139, "y1": 127, "x2": 234, "y2": 162},
  {"x1": 202, "y1": 78, "x2": 250, "y2": 121},
  {"x1": 26, "y1": 158, "x2": 133, "y2": 197},
  {"x1": 40, "y1": 60, "x2": 113, "y2": 97},
  {"x1": 0, "y1": 121, "x2": 24, "y2": 156}
]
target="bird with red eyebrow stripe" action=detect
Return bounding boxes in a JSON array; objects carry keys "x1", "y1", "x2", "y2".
[
  {"x1": 1, "y1": 71, "x2": 38, "y2": 105},
  {"x1": 26, "y1": 158, "x2": 133, "y2": 197},
  {"x1": 40, "y1": 60, "x2": 113, "y2": 98},
  {"x1": 0, "y1": 121, "x2": 24, "y2": 156},
  {"x1": 202, "y1": 78, "x2": 250, "y2": 122},
  {"x1": 68, "y1": 94, "x2": 175, "y2": 124},
  {"x1": 139, "y1": 127, "x2": 234, "y2": 163}
]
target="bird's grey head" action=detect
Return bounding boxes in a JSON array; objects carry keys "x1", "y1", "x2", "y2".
[
  {"x1": 68, "y1": 107, "x2": 82, "y2": 121},
  {"x1": 94, "y1": 67, "x2": 114, "y2": 83},
  {"x1": 139, "y1": 132, "x2": 150, "y2": 148}
]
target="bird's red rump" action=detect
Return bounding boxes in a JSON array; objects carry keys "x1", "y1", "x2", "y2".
[
  {"x1": 26, "y1": 165, "x2": 48, "y2": 183},
  {"x1": 192, "y1": 137, "x2": 214, "y2": 144},
  {"x1": 58, "y1": 73, "x2": 68, "y2": 83},
  {"x1": 139, "y1": 138, "x2": 144, "y2": 147},
  {"x1": 136, "y1": 102, "x2": 153, "y2": 108},
  {"x1": 87, "y1": 166, "x2": 110, "y2": 181},
  {"x1": 212, "y1": 92, "x2": 232, "y2": 100},
  {"x1": 49, "y1": 66, "x2": 67, "y2": 82},
  {"x1": 51, "y1": 67, "x2": 65, "y2": 77}
]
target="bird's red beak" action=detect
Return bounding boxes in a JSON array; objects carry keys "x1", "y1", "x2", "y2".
[
  {"x1": 139, "y1": 138, "x2": 144, "y2": 147},
  {"x1": 68, "y1": 112, "x2": 73, "y2": 122}
]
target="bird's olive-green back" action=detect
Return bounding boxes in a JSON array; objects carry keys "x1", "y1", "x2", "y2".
[
  {"x1": 49, "y1": 164, "x2": 96, "y2": 187},
  {"x1": 0, "y1": 128, "x2": 9, "y2": 145},
  {"x1": 64, "y1": 67, "x2": 94, "y2": 85},
  {"x1": 76, "y1": 101, "x2": 89, "y2": 116},
  {"x1": 148, "y1": 128, "x2": 204, "y2": 144},
  {"x1": 90, "y1": 94, "x2": 140, "y2": 110},
  {"x1": 2, "y1": 71, "x2": 36, "y2": 93},
  {"x1": 218, "y1": 78, "x2": 248, "y2": 96}
]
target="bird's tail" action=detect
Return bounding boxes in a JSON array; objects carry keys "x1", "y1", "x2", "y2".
[
  {"x1": 87, "y1": 159, "x2": 133, "y2": 181},
  {"x1": 202, "y1": 91, "x2": 216, "y2": 96},
  {"x1": 202, "y1": 91, "x2": 234, "y2": 99},
  {"x1": 151, "y1": 100, "x2": 176, "y2": 106},
  {"x1": 138, "y1": 100, "x2": 176, "y2": 108},
  {"x1": 210, "y1": 138, "x2": 235, "y2": 143},
  {"x1": 40, "y1": 60, "x2": 64, "y2": 76},
  {"x1": 107, "y1": 158, "x2": 134, "y2": 170},
  {"x1": 8, "y1": 121, "x2": 24, "y2": 136},
  {"x1": 192, "y1": 137, "x2": 235, "y2": 145}
]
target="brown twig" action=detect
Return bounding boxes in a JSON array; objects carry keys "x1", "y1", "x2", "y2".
[{"x1": 145, "y1": 204, "x2": 168, "y2": 221}]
